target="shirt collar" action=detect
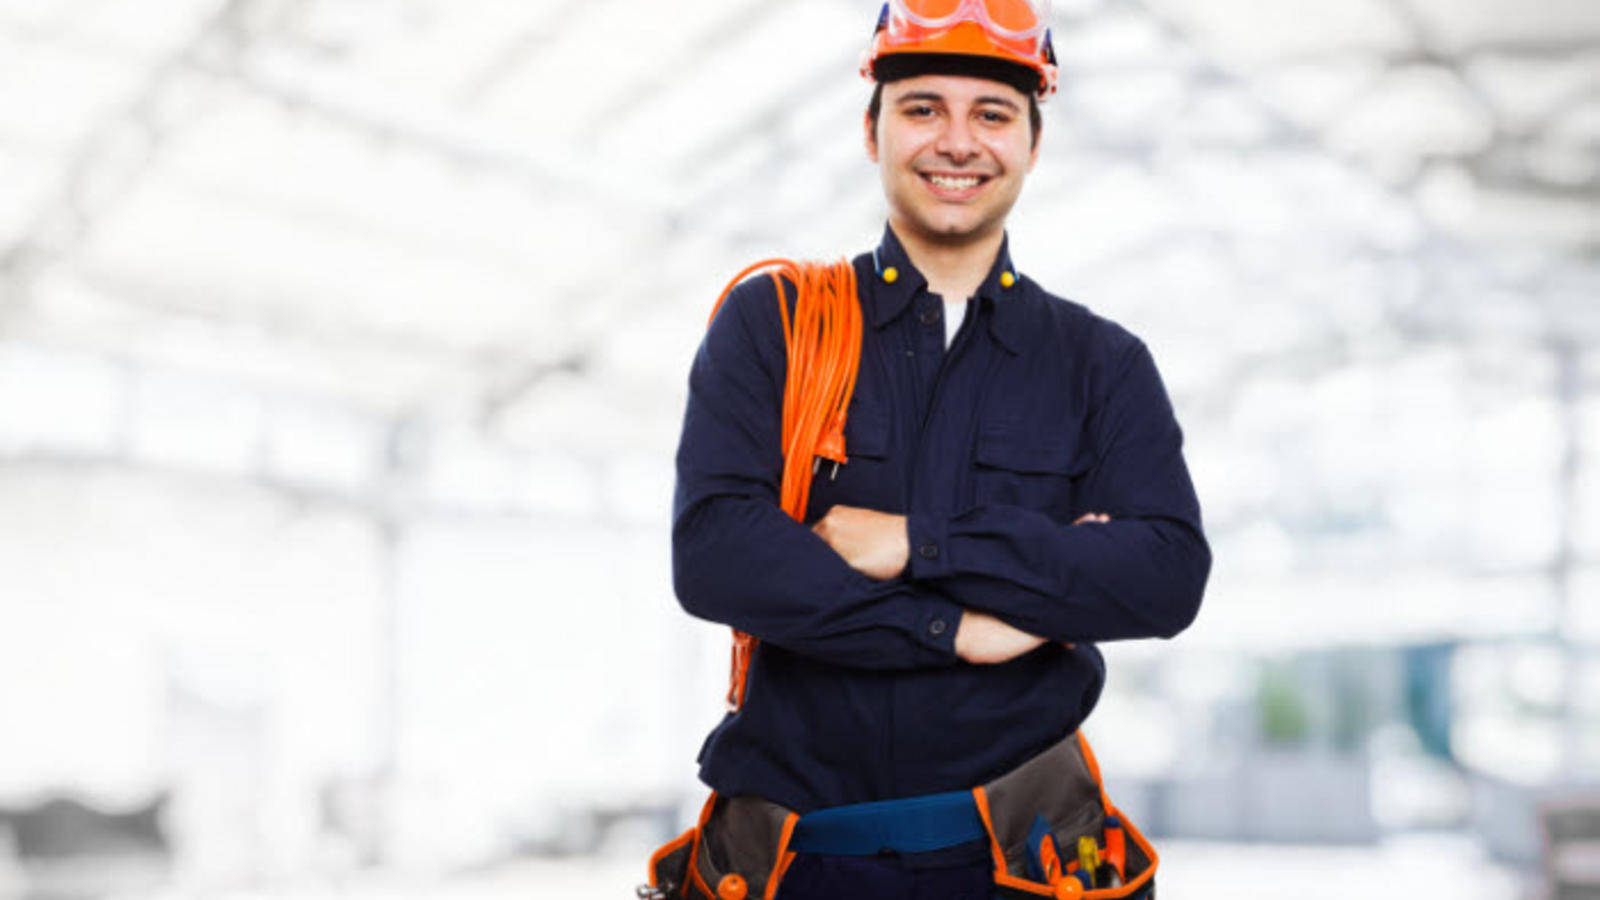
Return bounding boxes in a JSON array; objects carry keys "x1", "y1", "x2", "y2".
[
  {"x1": 867, "y1": 223, "x2": 1029, "y2": 355},
  {"x1": 866, "y1": 224, "x2": 927, "y2": 330}
]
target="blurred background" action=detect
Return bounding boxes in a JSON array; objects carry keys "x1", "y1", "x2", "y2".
[{"x1": 1, "y1": 0, "x2": 1597, "y2": 897}]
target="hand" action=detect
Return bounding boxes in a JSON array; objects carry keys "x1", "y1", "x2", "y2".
[
  {"x1": 957, "y1": 515, "x2": 1106, "y2": 659},
  {"x1": 811, "y1": 505, "x2": 910, "y2": 580},
  {"x1": 954, "y1": 610, "x2": 1048, "y2": 664}
]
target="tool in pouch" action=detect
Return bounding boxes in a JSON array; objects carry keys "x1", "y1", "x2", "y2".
[{"x1": 641, "y1": 260, "x2": 1161, "y2": 899}]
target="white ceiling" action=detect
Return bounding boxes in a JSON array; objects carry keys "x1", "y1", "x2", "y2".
[{"x1": 0, "y1": 0, "x2": 1597, "y2": 629}]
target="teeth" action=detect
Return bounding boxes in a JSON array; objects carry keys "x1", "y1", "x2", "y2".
[{"x1": 928, "y1": 174, "x2": 981, "y2": 189}]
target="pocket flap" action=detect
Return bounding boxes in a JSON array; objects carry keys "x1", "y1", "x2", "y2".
[
  {"x1": 842, "y1": 403, "x2": 890, "y2": 460},
  {"x1": 975, "y1": 421, "x2": 1092, "y2": 475}
]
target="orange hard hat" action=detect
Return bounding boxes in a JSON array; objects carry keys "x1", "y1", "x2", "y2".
[{"x1": 861, "y1": 0, "x2": 1059, "y2": 99}]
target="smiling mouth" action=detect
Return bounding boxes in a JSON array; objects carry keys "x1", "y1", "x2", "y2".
[{"x1": 920, "y1": 172, "x2": 989, "y2": 191}]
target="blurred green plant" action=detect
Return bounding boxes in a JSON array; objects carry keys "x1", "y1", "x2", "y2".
[{"x1": 1258, "y1": 662, "x2": 1311, "y2": 745}]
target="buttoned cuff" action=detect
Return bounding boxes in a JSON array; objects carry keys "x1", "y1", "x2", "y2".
[
  {"x1": 914, "y1": 595, "x2": 963, "y2": 661},
  {"x1": 906, "y1": 511, "x2": 953, "y2": 581}
]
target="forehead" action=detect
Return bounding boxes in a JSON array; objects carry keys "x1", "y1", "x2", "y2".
[{"x1": 883, "y1": 73, "x2": 1028, "y2": 107}]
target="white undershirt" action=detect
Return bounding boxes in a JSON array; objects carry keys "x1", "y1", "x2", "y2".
[{"x1": 944, "y1": 297, "x2": 970, "y2": 350}]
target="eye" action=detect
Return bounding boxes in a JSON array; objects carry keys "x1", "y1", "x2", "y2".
[
  {"x1": 979, "y1": 110, "x2": 1012, "y2": 124},
  {"x1": 903, "y1": 104, "x2": 936, "y2": 118}
]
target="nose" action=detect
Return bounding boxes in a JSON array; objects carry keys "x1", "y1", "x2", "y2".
[{"x1": 933, "y1": 113, "x2": 980, "y2": 164}]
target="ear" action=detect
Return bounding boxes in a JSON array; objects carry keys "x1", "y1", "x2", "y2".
[
  {"x1": 863, "y1": 109, "x2": 879, "y2": 163},
  {"x1": 1026, "y1": 134, "x2": 1039, "y2": 172}
]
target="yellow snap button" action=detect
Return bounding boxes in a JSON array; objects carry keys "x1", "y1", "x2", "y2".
[
  {"x1": 1000, "y1": 271, "x2": 1016, "y2": 288},
  {"x1": 882, "y1": 266, "x2": 899, "y2": 284}
]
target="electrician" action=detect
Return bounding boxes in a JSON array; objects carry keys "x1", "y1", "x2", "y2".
[{"x1": 663, "y1": 2, "x2": 1210, "y2": 897}]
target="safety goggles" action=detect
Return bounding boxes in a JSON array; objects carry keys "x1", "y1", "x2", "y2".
[{"x1": 881, "y1": 0, "x2": 1053, "y2": 58}]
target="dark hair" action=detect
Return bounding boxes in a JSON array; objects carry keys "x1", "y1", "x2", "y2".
[{"x1": 867, "y1": 80, "x2": 1042, "y2": 149}]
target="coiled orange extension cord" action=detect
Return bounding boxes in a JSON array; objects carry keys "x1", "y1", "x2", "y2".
[{"x1": 705, "y1": 258, "x2": 864, "y2": 710}]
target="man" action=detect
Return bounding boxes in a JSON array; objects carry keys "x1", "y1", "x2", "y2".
[{"x1": 669, "y1": 2, "x2": 1210, "y2": 897}]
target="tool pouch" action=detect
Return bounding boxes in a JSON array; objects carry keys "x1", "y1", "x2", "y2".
[
  {"x1": 643, "y1": 793, "x2": 800, "y2": 900},
  {"x1": 981, "y1": 732, "x2": 1157, "y2": 899},
  {"x1": 642, "y1": 732, "x2": 1155, "y2": 900}
]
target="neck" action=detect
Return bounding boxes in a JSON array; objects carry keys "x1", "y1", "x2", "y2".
[{"x1": 888, "y1": 217, "x2": 1004, "y2": 303}]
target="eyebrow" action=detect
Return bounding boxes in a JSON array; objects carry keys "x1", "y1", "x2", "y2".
[{"x1": 895, "y1": 91, "x2": 1022, "y2": 113}]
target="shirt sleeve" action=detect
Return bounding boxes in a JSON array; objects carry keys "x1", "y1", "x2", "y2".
[
  {"x1": 903, "y1": 332, "x2": 1212, "y2": 643},
  {"x1": 672, "y1": 275, "x2": 963, "y2": 670}
]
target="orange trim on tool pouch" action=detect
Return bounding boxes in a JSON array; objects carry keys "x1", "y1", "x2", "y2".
[
  {"x1": 762, "y1": 813, "x2": 801, "y2": 900},
  {"x1": 684, "y1": 792, "x2": 720, "y2": 899},
  {"x1": 1103, "y1": 803, "x2": 1157, "y2": 897},
  {"x1": 689, "y1": 856, "x2": 715, "y2": 899},
  {"x1": 1075, "y1": 734, "x2": 1159, "y2": 896},
  {"x1": 706, "y1": 258, "x2": 864, "y2": 711},
  {"x1": 977, "y1": 779, "x2": 1158, "y2": 899},
  {"x1": 649, "y1": 828, "x2": 696, "y2": 888},
  {"x1": 1075, "y1": 733, "x2": 1115, "y2": 812},
  {"x1": 973, "y1": 787, "x2": 1054, "y2": 896},
  {"x1": 769, "y1": 850, "x2": 797, "y2": 898}
]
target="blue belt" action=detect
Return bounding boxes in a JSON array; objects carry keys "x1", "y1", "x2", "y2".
[{"x1": 788, "y1": 790, "x2": 987, "y2": 856}]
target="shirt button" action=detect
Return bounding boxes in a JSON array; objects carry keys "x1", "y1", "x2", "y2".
[
  {"x1": 919, "y1": 309, "x2": 940, "y2": 326},
  {"x1": 929, "y1": 618, "x2": 947, "y2": 636},
  {"x1": 919, "y1": 542, "x2": 939, "y2": 560}
]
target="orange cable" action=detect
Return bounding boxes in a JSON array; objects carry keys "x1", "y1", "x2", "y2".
[{"x1": 705, "y1": 258, "x2": 863, "y2": 709}]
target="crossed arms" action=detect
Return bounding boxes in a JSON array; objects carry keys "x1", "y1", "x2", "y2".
[
  {"x1": 671, "y1": 281, "x2": 1211, "y2": 671},
  {"x1": 811, "y1": 505, "x2": 1112, "y2": 664}
]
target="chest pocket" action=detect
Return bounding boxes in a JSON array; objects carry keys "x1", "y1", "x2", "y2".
[
  {"x1": 971, "y1": 417, "x2": 1095, "y2": 519},
  {"x1": 802, "y1": 402, "x2": 895, "y2": 523}
]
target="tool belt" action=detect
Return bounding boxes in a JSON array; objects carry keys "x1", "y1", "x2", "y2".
[{"x1": 640, "y1": 731, "x2": 1157, "y2": 899}]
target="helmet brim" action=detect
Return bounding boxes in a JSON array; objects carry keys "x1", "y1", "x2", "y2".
[{"x1": 871, "y1": 51, "x2": 1042, "y2": 100}]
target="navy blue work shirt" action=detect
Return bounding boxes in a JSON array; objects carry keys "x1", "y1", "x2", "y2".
[{"x1": 672, "y1": 224, "x2": 1211, "y2": 814}]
